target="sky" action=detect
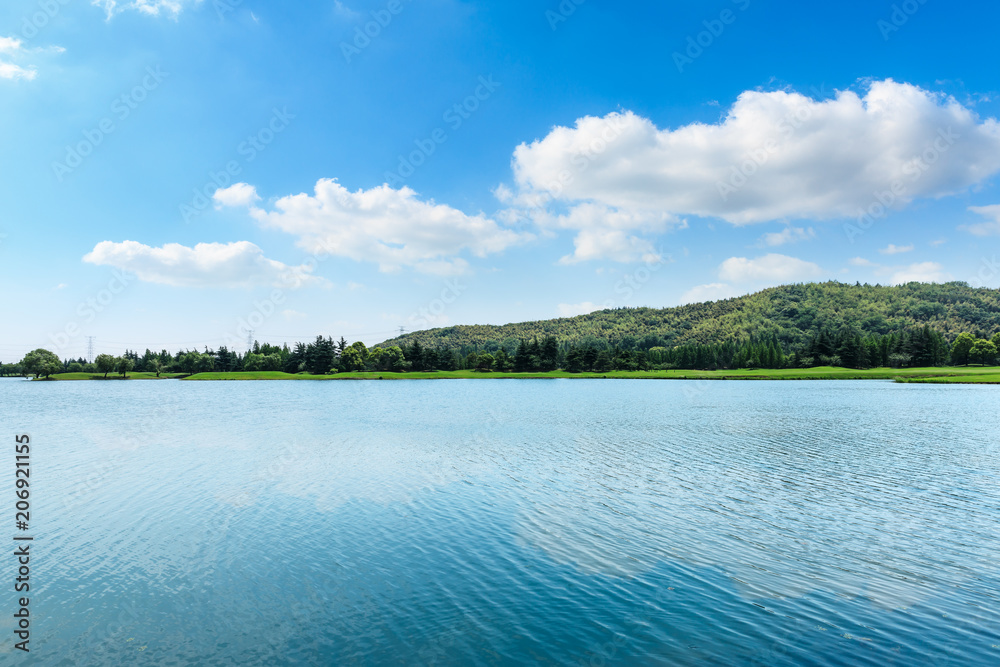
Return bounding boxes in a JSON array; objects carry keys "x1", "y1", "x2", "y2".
[{"x1": 2, "y1": 0, "x2": 1000, "y2": 362}]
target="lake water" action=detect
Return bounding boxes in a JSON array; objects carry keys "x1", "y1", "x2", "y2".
[{"x1": 1, "y1": 378, "x2": 998, "y2": 665}]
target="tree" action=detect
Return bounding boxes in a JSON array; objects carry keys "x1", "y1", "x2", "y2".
[
  {"x1": 95, "y1": 353, "x2": 116, "y2": 379},
  {"x1": 349, "y1": 341, "x2": 369, "y2": 368},
  {"x1": 380, "y1": 346, "x2": 405, "y2": 371},
  {"x1": 540, "y1": 337, "x2": 559, "y2": 371},
  {"x1": 115, "y1": 356, "x2": 135, "y2": 378},
  {"x1": 21, "y1": 349, "x2": 62, "y2": 378},
  {"x1": 261, "y1": 353, "x2": 282, "y2": 371},
  {"x1": 305, "y1": 336, "x2": 336, "y2": 374},
  {"x1": 476, "y1": 353, "x2": 495, "y2": 372},
  {"x1": 339, "y1": 347, "x2": 363, "y2": 372},
  {"x1": 951, "y1": 333, "x2": 977, "y2": 366},
  {"x1": 970, "y1": 339, "x2": 997, "y2": 366},
  {"x1": 149, "y1": 358, "x2": 164, "y2": 377}
]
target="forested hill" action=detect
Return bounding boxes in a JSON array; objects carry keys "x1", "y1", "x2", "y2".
[{"x1": 378, "y1": 282, "x2": 1000, "y2": 352}]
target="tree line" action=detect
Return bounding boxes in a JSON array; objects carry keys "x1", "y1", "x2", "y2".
[{"x1": 3, "y1": 326, "x2": 999, "y2": 379}]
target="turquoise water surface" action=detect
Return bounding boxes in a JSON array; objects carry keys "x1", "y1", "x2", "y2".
[{"x1": 1, "y1": 378, "x2": 998, "y2": 665}]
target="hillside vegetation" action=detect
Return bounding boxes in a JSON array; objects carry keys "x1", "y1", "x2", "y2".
[{"x1": 378, "y1": 282, "x2": 1000, "y2": 352}]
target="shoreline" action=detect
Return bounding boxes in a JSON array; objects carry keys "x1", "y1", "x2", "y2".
[{"x1": 17, "y1": 366, "x2": 1000, "y2": 384}]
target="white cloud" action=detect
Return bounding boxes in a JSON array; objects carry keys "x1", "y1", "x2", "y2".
[
  {"x1": 92, "y1": 0, "x2": 200, "y2": 19},
  {"x1": 282, "y1": 309, "x2": 307, "y2": 321},
  {"x1": 0, "y1": 37, "x2": 23, "y2": 54},
  {"x1": 718, "y1": 254, "x2": 823, "y2": 283},
  {"x1": 679, "y1": 283, "x2": 740, "y2": 305},
  {"x1": 0, "y1": 36, "x2": 35, "y2": 81},
  {"x1": 556, "y1": 302, "x2": 604, "y2": 318},
  {"x1": 83, "y1": 240, "x2": 328, "y2": 288},
  {"x1": 0, "y1": 62, "x2": 35, "y2": 81},
  {"x1": 890, "y1": 261, "x2": 953, "y2": 285},
  {"x1": 760, "y1": 226, "x2": 815, "y2": 247},
  {"x1": 213, "y1": 183, "x2": 260, "y2": 208},
  {"x1": 963, "y1": 204, "x2": 1000, "y2": 236},
  {"x1": 849, "y1": 257, "x2": 879, "y2": 267},
  {"x1": 879, "y1": 243, "x2": 914, "y2": 255},
  {"x1": 243, "y1": 179, "x2": 531, "y2": 275},
  {"x1": 503, "y1": 80, "x2": 1000, "y2": 261},
  {"x1": 333, "y1": 0, "x2": 360, "y2": 19}
]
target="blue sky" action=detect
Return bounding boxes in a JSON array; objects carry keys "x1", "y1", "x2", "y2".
[{"x1": 2, "y1": 0, "x2": 1000, "y2": 361}]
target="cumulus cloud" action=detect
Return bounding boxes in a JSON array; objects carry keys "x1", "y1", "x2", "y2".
[
  {"x1": 92, "y1": 0, "x2": 199, "y2": 19},
  {"x1": 879, "y1": 243, "x2": 914, "y2": 255},
  {"x1": 237, "y1": 179, "x2": 530, "y2": 275},
  {"x1": 719, "y1": 253, "x2": 823, "y2": 283},
  {"x1": 849, "y1": 257, "x2": 878, "y2": 267},
  {"x1": 213, "y1": 183, "x2": 260, "y2": 208},
  {"x1": 679, "y1": 283, "x2": 740, "y2": 305},
  {"x1": 891, "y1": 261, "x2": 953, "y2": 285},
  {"x1": 530, "y1": 203, "x2": 675, "y2": 264},
  {"x1": 760, "y1": 226, "x2": 815, "y2": 247},
  {"x1": 0, "y1": 37, "x2": 36, "y2": 81},
  {"x1": 83, "y1": 240, "x2": 328, "y2": 288},
  {"x1": 963, "y1": 204, "x2": 1000, "y2": 236},
  {"x1": 502, "y1": 80, "x2": 1000, "y2": 261},
  {"x1": 556, "y1": 302, "x2": 604, "y2": 318},
  {"x1": 0, "y1": 37, "x2": 22, "y2": 53}
]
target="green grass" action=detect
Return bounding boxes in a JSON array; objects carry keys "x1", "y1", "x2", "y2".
[
  {"x1": 34, "y1": 366, "x2": 1000, "y2": 382},
  {"x1": 183, "y1": 371, "x2": 335, "y2": 381},
  {"x1": 182, "y1": 366, "x2": 1000, "y2": 382},
  {"x1": 895, "y1": 371, "x2": 1000, "y2": 384},
  {"x1": 41, "y1": 372, "x2": 185, "y2": 381}
]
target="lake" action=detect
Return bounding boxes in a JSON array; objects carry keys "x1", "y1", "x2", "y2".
[{"x1": 1, "y1": 378, "x2": 998, "y2": 665}]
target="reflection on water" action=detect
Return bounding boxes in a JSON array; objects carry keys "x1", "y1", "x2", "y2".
[{"x1": 1, "y1": 378, "x2": 998, "y2": 665}]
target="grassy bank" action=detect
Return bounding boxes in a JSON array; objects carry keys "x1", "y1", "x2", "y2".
[
  {"x1": 177, "y1": 366, "x2": 1000, "y2": 382},
  {"x1": 33, "y1": 366, "x2": 999, "y2": 383},
  {"x1": 894, "y1": 372, "x2": 1000, "y2": 384},
  {"x1": 34, "y1": 372, "x2": 186, "y2": 381}
]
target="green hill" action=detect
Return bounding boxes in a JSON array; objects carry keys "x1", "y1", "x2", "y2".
[{"x1": 378, "y1": 281, "x2": 1000, "y2": 352}]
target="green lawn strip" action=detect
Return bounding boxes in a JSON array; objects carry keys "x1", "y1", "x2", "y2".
[
  {"x1": 35, "y1": 366, "x2": 1000, "y2": 382},
  {"x1": 41, "y1": 372, "x2": 185, "y2": 381},
  {"x1": 183, "y1": 366, "x2": 1000, "y2": 381},
  {"x1": 895, "y1": 373, "x2": 1000, "y2": 384}
]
